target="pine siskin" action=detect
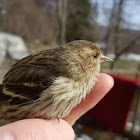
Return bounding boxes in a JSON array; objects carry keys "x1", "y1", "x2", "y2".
[{"x1": 0, "y1": 40, "x2": 112, "y2": 126}]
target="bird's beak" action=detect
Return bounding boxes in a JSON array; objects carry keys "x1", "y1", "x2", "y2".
[{"x1": 100, "y1": 55, "x2": 113, "y2": 63}]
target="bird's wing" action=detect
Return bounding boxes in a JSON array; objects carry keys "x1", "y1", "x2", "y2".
[
  {"x1": 1, "y1": 53, "x2": 64, "y2": 105},
  {"x1": 1, "y1": 66, "x2": 55, "y2": 105}
]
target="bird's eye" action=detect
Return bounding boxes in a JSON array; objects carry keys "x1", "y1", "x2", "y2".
[{"x1": 93, "y1": 54, "x2": 97, "y2": 58}]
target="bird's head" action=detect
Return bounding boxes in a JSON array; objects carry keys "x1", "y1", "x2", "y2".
[{"x1": 62, "y1": 40, "x2": 112, "y2": 78}]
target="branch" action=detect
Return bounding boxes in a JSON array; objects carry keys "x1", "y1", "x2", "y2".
[{"x1": 115, "y1": 34, "x2": 140, "y2": 60}]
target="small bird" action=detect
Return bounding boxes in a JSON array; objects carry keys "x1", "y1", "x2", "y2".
[{"x1": 0, "y1": 40, "x2": 112, "y2": 126}]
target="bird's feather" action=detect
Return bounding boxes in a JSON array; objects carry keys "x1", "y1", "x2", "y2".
[
  {"x1": 0, "y1": 40, "x2": 105, "y2": 126},
  {"x1": 1, "y1": 50, "x2": 67, "y2": 105}
]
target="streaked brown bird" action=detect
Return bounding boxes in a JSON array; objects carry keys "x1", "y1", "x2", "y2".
[{"x1": 0, "y1": 40, "x2": 112, "y2": 126}]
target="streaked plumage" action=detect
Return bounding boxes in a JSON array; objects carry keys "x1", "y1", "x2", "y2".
[{"x1": 0, "y1": 40, "x2": 112, "y2": 126}]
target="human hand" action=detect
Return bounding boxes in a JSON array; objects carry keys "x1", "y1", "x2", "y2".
[{"x1": 0, "y1": 73, "x2": 114, "y2": 140}]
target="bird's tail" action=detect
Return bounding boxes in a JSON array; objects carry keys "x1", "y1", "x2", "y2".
[
  {"x1": 0, "y1": 84, "x2": 3, "y2": 94},
  {"x1": 0, "y1": 84, "x2": 4, "y2": 120}
]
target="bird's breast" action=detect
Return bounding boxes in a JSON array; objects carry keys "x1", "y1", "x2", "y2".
[{"x1": 30, "y1": 74, "x2": 98, "y2": 119}]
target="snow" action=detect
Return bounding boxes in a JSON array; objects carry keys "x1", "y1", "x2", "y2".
[
  {"x1": 107, "y1": 53, "x2": 140, "y2": 61},
  {"x1": 0, "y1": 32, "x2": 29, "y2": 65}
]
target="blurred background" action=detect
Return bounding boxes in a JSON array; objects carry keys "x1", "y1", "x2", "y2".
[{"x1": 0, "y1": 0, "x2": 140, "y2": 139}]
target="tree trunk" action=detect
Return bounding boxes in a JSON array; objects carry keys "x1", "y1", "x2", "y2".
[
  {"x1": 104, "y1": 0, "x2": 116, "y2": 55},
  {"x1": 57, "y1": 0, "x2": 68, "y2": 44},
  {"x1": 109, "y1": 0, "x2": 125, "y2": 69}
]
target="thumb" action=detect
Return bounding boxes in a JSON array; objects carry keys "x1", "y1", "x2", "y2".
[{"x1": 0, "y1": 119, "x2": 74, "y2": 140}]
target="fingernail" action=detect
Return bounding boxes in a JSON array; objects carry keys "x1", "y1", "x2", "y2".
[{"x1": 0, "y1": 132, "x2": 14, "y2": 140}]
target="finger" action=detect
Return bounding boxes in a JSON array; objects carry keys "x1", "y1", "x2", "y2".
[
  {"x1": 0, "y1": 119, "x2": 74, "y2": 140},
  {"x1": 64, "y1": 73, "x2": 114, "y2": 125}
]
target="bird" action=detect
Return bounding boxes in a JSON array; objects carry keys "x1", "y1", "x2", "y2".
[{"x1": 0, "y1": 40, "x2": 112, "y2": 126}]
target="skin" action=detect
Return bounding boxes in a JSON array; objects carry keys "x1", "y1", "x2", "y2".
[{"x1": 0, "y1": 73, "x2": 114, "y2": 140}]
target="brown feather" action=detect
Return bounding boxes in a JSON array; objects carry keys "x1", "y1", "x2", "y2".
[{"x1": 0, "y1": 40, "x2": 104, "y2": 125}]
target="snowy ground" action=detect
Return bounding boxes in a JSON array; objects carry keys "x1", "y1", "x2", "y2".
[{"x1": 107, "y1": 53, "x2": 140, "y2": 61}]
